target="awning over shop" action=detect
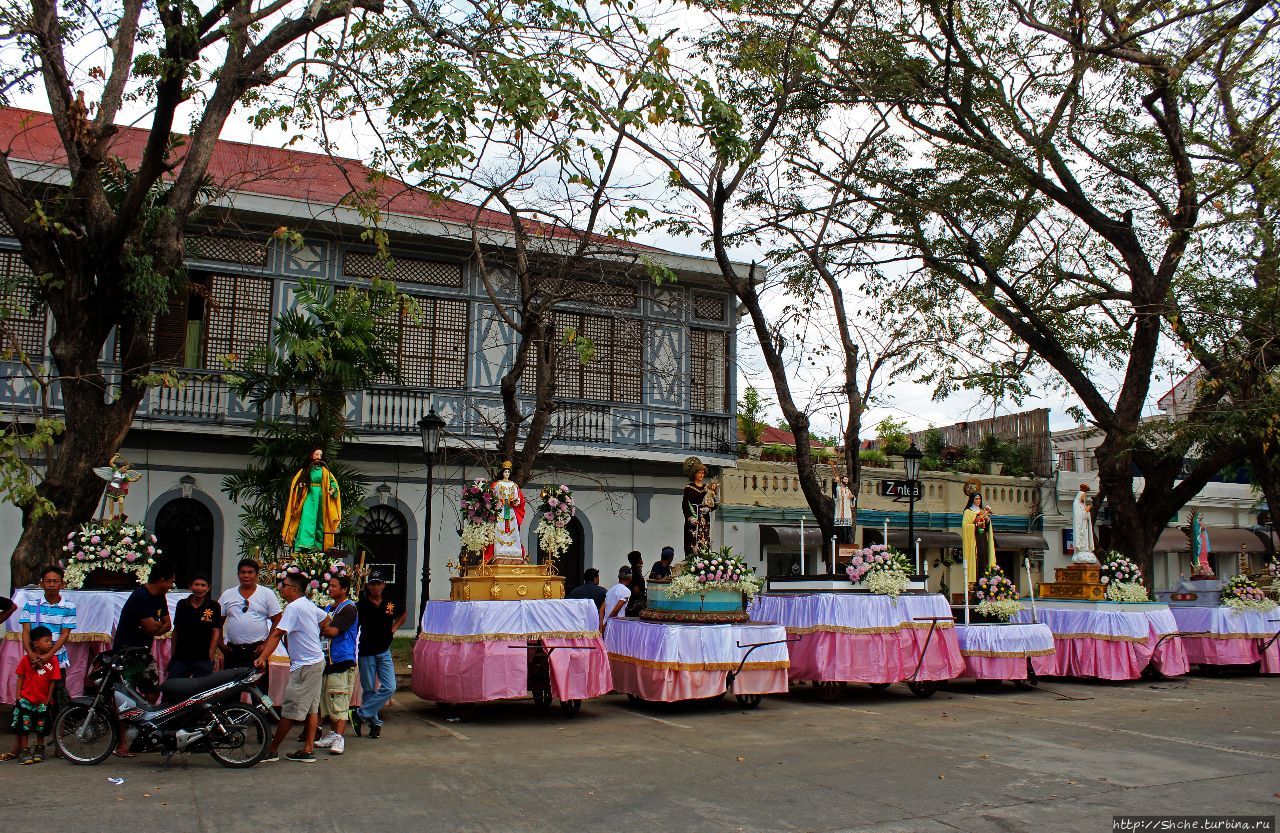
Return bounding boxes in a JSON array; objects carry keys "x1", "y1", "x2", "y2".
[
  {"x1": 995, "y1": 533, "x2": 1049, "y2": 550},
  {"x1": 1154, "y1": 526, "x2": 1269, "y2": 553},
  {"x1": 760, "y1": 525, "x2": 824, "y2": 551},
  {"x1": 887, "y1": 530, "x2": 962, "y2": 549}
]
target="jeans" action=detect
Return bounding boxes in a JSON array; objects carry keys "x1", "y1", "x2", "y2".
[{"x1": 355, "y1": 651, "x2": 395, "y2": 726}]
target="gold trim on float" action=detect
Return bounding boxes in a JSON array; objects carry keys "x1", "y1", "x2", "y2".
[
  {"x1": 416, "y1": 631, "x2": 601, "y2": 643},
  {"x1": 960, "y1": 648, "x2": 1056, "y2": 658},
  {"x1": 607, "y1": 653, "x2": 789, "y2": 672},
  {"x1": 1045, "y1": 632, "x2": 1150, "y2": 643},
  {"x1": 783, "y1": 622, "x2": 955, "y2": 636},
  {"x1": 3, "y1": 631, "x2": 173, "y2": 642}
]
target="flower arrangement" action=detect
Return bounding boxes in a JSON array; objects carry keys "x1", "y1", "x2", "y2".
[
  {"x1": 459, "y1": 478, "x2": 500, "y2": 555},
  {"x1": 973, "y1": 564, "x2": 1023, "y2": 621},
  {"x1": 973, "y1": 507, "x2": 992, "y2": 534},
  {"x1": 1220, "y1": 573, "x2": 1277, "y2": 612},
  {"x1": 1100, "y1": 552, "x2": 1150, "y2": 602},
  {"x1": 62, "y1": 521, "x2": 160, "y2": 589},
  {"x1": 666, "y1": 546, "x2": 764, "y2": 600},
  {"x1": 1264, "y1": 557, "x2": 1280, "y2": 592},
  {"x1": 845, "y1": 544, "x2": 912, "y2": 598},
  {"x1": 264, "y1": 551, "x2": 363, "y2": 609},
  {"x1": 535, "y1": 484, "x2": 575, "y2": 563}
]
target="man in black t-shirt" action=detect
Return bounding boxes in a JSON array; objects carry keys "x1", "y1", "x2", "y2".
[
  {"x1": 567, "y1": 568, "x2": 607, "y2": 614},
  {"x1": 352, "y1": 573, "x2": 405, "y2": 739},
  {"x1": 111, "y1": 561, "x2": 175, "y2": 756},
  {"x1": 168, "y1": 573, "x2": 223, "y2": 679}
]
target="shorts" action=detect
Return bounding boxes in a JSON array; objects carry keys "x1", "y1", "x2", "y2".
[
  {"x1": 321, "y1": 668, "x2": 356, "y2": 722},
  {"x1": 11, "y1": 698, "x2": 50, "y2": 736},
  {"x1": 121, "y1": 654, "x2": 161, "y2": 696},
  {"x1": 281, "y1": 662, "x2": 324, "y2": 722}
]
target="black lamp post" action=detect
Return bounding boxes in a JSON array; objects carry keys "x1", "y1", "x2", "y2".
[
  {"x1": 416, "y1": 408, "x2": 446, "y2": 634},
  {"x1": 903, "y1": 442, "x2": 924, "y2": 574}
]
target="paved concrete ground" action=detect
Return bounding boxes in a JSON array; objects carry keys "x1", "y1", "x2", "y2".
[{"x1": 3, "y1": 672, "x2": 1277, "y2": 833}]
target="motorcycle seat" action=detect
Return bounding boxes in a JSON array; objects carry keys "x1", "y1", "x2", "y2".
[{"x1": 160, "y1": 668, "x2": 252, "y2": 702}]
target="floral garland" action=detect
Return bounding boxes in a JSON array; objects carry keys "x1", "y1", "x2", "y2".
[
  {"x1": 62, "y1": 521, "x2": 160, "y2": 589},
  {"x1": 459, "y1": 478, "x2": 500, "y2": 555},
  {"x1": 1220, "y1": 574, "x2": 1277, "y2": 612},
  {"x1": 534, "y1": 484, "x2": 575, "y2": 563},
  {"x1": 666, "y1": 546, "x2": 764, "y2": 600},
  {"x1": 845, "y1": 544, "x2": 912, "y2": 598},
  {"x1": 973, "y1": 564, "x2": 1023, "y2": 621},
  {"x1": 1100, "y1": 552, "x2": 1150, "y2": 602}
]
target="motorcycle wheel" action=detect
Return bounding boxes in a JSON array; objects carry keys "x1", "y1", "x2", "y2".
[
  {"x1": 54, "y1": 704, "x2": 117, "y2": 765},
  {"x1": 207, "y1": 705, "x2": 270, "y2": 768}
]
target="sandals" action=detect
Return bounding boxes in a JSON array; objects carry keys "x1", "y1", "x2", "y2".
[
  {"x1": 112, "y1": 750, "x2": 137, "y2": 758},
  {"x1": 0, "y1": 751, "x2": 19, "y2": 762}
]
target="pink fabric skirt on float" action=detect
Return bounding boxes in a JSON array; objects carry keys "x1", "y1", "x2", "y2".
[
  {"x1": 411, "y1": 637, "x2": 612, "y2": 703},
  {"x1": 785, "y1": 627, "x2": 965, "y2": 683},
  {"x1": 1182, "y1": 636, "x2": 1280, "y2": 673},
  {"x1": 962, "y1": 655, "x2": 1030, "y2": 680},
  {"x1": 1030, "y1": 629, "x2": 1189, "y2": 680},
  {"x1": 607, "y1": 663, "x2": 788, "y2": 702}
]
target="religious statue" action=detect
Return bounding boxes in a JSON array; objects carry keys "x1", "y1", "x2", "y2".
[
  {"x1": 486, "y1": 460, "x2": 526, "y2": 564},
  {"x1": 682, "y1": 456, "x2": 719, "y2": 557},
  {"x1": 1189, "y1": 511, "x2": 1214, "y2": 578},
  {"x1": 282, "y1": 448, "x2": 341, "y2": 553},
  {"x1": 961, "y1": 489, "x2": 996, "y2": 583},
  {"x1": 832, "y1": 473, "x2": 855, "y2": 528},
  {"x1": 93, "y1": 455, "x2": 143, "y2": 520},
  {"x1": 1071, "y1": 484, "x2": 1098, "y2": 564}
]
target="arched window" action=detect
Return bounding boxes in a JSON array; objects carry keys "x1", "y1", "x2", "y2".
[
  {"x1": 357, "y1": 505, "x2": 409, "y2": 598},
  {"x1": 154, "y1": 498, "x2": 215, "y2": 588}
]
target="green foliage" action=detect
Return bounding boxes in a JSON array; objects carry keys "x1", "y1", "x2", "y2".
[
  {"x1": 0, "y1": 419, "x2": 64, "y2": 519},
  {"x1": 222, "y1": 276, "x2": 408, "y2": 558},
  {"x1": 875, "y1": 417, "x2": 910, "y2": 456},
  {"x1": 737, "y1": 385, "x2": 771, "y2": 446},
  {"x1": 761, "y1": 442, "x2": 795, "y2": 461},
  {"x1": 858, "y1": 448, "x2": 888, "y2": 467}
]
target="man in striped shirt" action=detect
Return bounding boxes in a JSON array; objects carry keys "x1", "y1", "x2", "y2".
[{"x1": 20, "y1": 565, "x2": 76, "y2": 671}]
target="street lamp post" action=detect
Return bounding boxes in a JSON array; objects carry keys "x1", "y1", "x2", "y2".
[
  {"x1": 903, "y1": 442, "x2": 924, "y2": 574},
  {"x1": 416, "y1": 408, "x2": 446, "y2": 635}
]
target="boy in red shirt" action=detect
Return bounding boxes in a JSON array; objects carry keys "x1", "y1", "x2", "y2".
[{"x1": 12, "y1": 625, "x2": 61, "y2": 765}]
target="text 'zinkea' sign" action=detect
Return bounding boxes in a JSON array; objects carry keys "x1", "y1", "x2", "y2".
[{"x1": 878, "y1": 480, "x2": 922, "y2": 500}]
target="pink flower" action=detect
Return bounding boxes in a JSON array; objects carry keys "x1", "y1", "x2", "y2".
[
  {"x1": 90, "y1": 535, "x2": 101, "y2": 544},
  {"x1": 67, "y1": 531, "x2": 75, "y2": 540},
  {"x1": 99, "y1": 548, "x2": 109, "y2": 558},
  {"x1": 146, "y1": 546, "x2": 155, "y2": 555},
  {"x1": 125, "y1": 553, "x2": 137, "y2": 562}
]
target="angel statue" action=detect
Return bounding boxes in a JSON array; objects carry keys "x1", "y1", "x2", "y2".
[{"x1": 93, "y1": 455, "x2": 143, "y2": 520}]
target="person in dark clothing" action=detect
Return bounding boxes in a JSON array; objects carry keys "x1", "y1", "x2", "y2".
[
  {"x1": 567, "y1": 568, "x2": 607, "y2": 613},
  {"x1": 649, "y1": 546, "x2": 676, "y2": 580},
  {"x1": 168, "y1": 574, "x2": 222, "y2": 679},
  {"x1": 353, "y1": 572, "x2": 406, "y2": 739},
  {"x1": 112, "y1": 560, "x2": 175, "y2": 756},
  {"x1": 625, "y1": 551, "x2": 646, "y2": 616}
]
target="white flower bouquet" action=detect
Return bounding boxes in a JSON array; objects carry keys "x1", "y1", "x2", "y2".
[
  {"x1": 666, "y1": 546, "x2": 764, "y2": 600},
  {"x1": 1220, "y1": 574, "x2": 1277, "y2": 612},
  {"x1": 973, "y1": 564, "x2": 1024, "y2": 621},
  {"x1": 1100, "y1": 553, "x2": 1150, "y2": 602},
  {"x1": 535, "y1": 484, "x2": 575, "y2": 563},
  {"x1": 845, "y1": 544, "x2": 912, "y2": 598},
  {"x1": 62, "y1": 520, "x2": 159, "y2": 589}
]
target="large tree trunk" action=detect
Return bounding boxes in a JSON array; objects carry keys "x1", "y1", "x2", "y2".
[{"x1": 9, "y1": 335, "x2": 146, "y2": 586}]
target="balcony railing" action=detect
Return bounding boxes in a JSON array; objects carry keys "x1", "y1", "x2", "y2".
[{"x1": 1, "y1": 369, "x2": 735, "y2": 457}]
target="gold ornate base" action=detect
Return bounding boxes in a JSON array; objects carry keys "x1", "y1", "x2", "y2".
[
  {"x1": 449, "y1": 562, "x2": 565, "y2": 602},
  {"x1": 639, "y1": 607, "x2": 750, "y2": 624},
  {"x1": 1038, "y1": 564, "x2": 1105, "y2": 601}
]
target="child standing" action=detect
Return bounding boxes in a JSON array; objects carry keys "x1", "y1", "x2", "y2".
[{"x1": 12, "y1": 625, "x2": 61, "y2": 765}]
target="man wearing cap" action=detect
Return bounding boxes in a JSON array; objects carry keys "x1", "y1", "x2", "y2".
[
  {"x1": 649, "y1": 546, "x2": 676, "y2": 580},
  {"x1": 353, "y1": 571, "x2": 406, "y2": 739},
  {"x1": 601, "y1": 565, "x2": 632, "y2": 632}
]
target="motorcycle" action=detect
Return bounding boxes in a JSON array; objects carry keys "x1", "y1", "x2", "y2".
[{"x1": 53, "y1": 646, "x2": 279, "y2": 768}]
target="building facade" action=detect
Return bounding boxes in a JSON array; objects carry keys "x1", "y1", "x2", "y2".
[{"x1": 0, "y1": 109, "x2": 742, "y2": 614}]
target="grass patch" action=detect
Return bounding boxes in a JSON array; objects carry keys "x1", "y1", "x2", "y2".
[{"x1": 391, "y1": 635, "x2": 415, "y2": 673}]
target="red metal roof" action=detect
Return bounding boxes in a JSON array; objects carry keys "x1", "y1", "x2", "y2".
[{"x1": 0, "y1": 107, "x2": 650, "y2": 248}]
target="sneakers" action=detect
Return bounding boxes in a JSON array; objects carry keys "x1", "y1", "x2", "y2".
[
  {"x1": 261, "y1": 750, "x2": 280, "y2": 763},
  {"x1": 19, "y1": 748, "x2": 34, "y2": 765},
  {"x1": 368, "y1": 724, "x2": 381, "y2": 739},
  {"x1": 351, "y1": 711, "x2": 363, "y2": 737},
  {"x1": 329, "y1": 735, "x2": 345, "y2": 755},
  {"x1": 31, "y1": 745, "x2": 45, "y2": 763},
  {"x1": 314, "y1": 732, "x2": 337, "y2": 749},
  {"x1": 285, "y1": 749, "x2": 316, "y2": 763}
]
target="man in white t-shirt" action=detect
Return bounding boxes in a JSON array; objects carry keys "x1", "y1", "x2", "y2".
[
  {"x1": 601, "y1": 566, "x2": 632, "y2": 632},
  {"x1": 218, "y1": 559, "x2": 283, "y2": 691},
  {"x1": 256, "y1": 572, "x2": 329, "y2": 763}
]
